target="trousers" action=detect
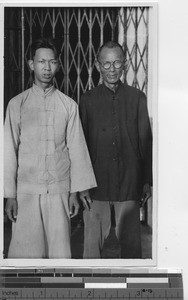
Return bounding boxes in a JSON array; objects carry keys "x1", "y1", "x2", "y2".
[
  {"x1": 83, "y1": 200, "x2": 141, "y2": 258},
  {"x1": 8, "y1": 193, "x2": 71, "y2": 258}
]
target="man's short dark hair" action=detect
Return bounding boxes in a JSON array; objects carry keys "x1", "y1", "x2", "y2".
[
  {"x1": 97, "y1": 41, "x2": 125, "y2": 60},
  {"x1": 30, "y1": 37, "x2": 59, "y2": 59}
]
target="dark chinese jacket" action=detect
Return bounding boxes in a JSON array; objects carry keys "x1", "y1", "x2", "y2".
[{"x1": 79, "y1": 82, "x2": 152, "y2": 202}]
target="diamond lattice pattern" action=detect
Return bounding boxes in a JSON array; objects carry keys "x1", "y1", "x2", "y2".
[{"x1": 5, "y1": 7, "x2": 149, "y2": 104}]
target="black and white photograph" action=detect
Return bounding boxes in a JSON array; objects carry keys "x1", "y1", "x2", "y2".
[{"x1": 1, "y1": 2, "x2": 158, "y2": 267}]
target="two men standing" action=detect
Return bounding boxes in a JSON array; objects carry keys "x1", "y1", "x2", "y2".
[{"x1": 4, "y1": 39, "x2": 152, "y2": 259}]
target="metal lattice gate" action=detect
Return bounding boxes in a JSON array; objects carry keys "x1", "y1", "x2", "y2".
[{"x1": 4, "y1": 6, "x2": 149, "y2": 108}]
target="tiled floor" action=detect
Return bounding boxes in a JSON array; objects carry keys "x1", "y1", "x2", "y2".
[{"x1": 4, "y1": 212, "x2": 152, "y2": 259}]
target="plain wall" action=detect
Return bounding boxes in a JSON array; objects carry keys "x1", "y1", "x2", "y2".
[{"x1": 157, "y1": 0, "x2": 188, "y2": 297}]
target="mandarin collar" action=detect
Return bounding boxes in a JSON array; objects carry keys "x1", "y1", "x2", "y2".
[
  {"x1": 32, "y1": 83, "x2": 55, "y2": 97},
  {"x1": 102, "y1": 80, "x2": 122, "y2": 95}
]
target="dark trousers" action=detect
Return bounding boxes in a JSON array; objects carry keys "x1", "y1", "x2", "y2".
[{"x1": 83, "y1": 200, "x2": 141, "y2": 258}]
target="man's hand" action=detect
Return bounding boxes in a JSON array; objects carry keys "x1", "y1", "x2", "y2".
[
  {"x1": 140, "y1": 183, "x2": 152, "y2": 207},
  {"x1": 5, "y1": 198, "x2": 18, "y2": 222},
  {"x1": 79, "y1": 190, "x2": 92, "y2": 210},
  {"x1": 69, "y1": 193, "x2": 79, "y2": 218}
]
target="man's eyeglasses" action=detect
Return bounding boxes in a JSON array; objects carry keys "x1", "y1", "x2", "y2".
[{"x1": 98, "y1": 60, "x2": 124, "y2": 70}]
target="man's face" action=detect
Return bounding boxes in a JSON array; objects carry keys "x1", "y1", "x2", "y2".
[
  {"x1": 29, "y1": 48, "x2": 59, "y2": 89},
  {"x1": 96, "y1": 47, "x2": 125, "y2": 89}
]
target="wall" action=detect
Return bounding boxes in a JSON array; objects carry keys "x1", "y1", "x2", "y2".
[{"x1": 157, "y1": 0, "x2": 188, "y2": 297}]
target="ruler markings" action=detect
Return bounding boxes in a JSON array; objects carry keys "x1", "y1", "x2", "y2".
[
  {"x1": 0, "y1": 268, "x2": 181, "y2": 273},
  {"x1": 0, "y1": 270, "x2": 184, "y2": 299},
  {"x1": 0, "y1": 269, "x2": 183, "y2": 276},
  {"x1": 0, "y1": 289, "x2": 184, "y2": 299},
  {"x1": 10, "y1": 298, "x2": 184, "y2": 300},
  {"x1": 56, "y1": 288, "x2": 70, "y2": 298},
  {"x1": 167, "y1": 288, "x2": 184, "y2": 297}
]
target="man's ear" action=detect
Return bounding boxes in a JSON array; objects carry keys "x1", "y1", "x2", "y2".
[
  {"x1": 28, "y1": 60, "x2": 34, "y2": 71},
  {"x1": 56, "y1": 60, "x2": 60, "y2": 72},
  {"x1": 95, "y1": 60, "x2": 101, "y2": 73}
]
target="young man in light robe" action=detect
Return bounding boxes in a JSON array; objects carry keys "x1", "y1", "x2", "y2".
[{"x1": 4, "y1": 37, "x2": 97, "y2": 258}]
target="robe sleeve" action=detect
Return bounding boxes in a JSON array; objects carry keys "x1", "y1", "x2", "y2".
[
  {"x1": 79, "y1": 95, "x2": 88, "y2": 141},
  {"x1": 138, "y1": 93, "x2": 153, "y2": 186},
  {"x1": 4, "y1": 100, "x2": 21, "y2": 198},
  {"x1": 66, "y1": 102, "x2": 97, "y2": 193}
]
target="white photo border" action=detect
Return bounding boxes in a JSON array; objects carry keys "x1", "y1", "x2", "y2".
[{"x1": 0, "y1": 0, "x2": 158, "y2": 268}]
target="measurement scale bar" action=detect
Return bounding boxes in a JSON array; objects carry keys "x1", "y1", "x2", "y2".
[
  {"x1": 0, "y1": 268, "x2": 184, "y2": 299},
  {"x1": 85, "y1": 282, "x2": 127, "y2": 289},
  {"x1": 41, "y1": 277, "x2": 83, "y2": 283},
  {"x1": 127, "y1": 277, "x2": 169, "y2": 283}
]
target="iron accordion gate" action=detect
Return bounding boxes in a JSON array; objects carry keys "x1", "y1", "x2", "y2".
[{"x1": 4, "y1": 6, "x2": 149, "y2": 108}]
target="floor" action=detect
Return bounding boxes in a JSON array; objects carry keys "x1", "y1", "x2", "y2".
[
  {"x1": 71, "y1": 213, "x2": 152, "y2": 259},
  {"x1": 4, "y1": 211, "x2": 152, "y2": 259}
]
